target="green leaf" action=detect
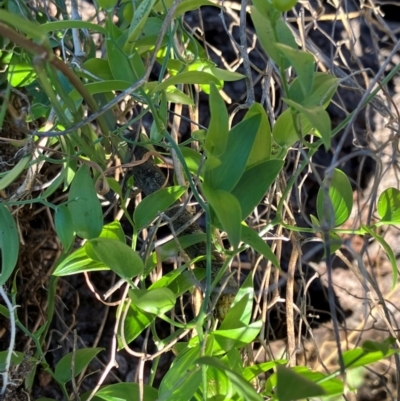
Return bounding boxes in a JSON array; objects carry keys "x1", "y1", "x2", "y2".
[
  {"x1": 196, "y1": 356, "x2": 263, "y2": 401},
  {"x1": 167, "y1": 269, "x2": 206, "y2": 296},
  {"x1": 231, "y1": 160, "x2": 283, "y2": 219},
  {"x1": 54, "y1": 205, "x2": 75, "y2": 250},
  {"x1": 205, "y1": 84, "x2": 229, "y2": 157},
  {"x1": 240, "y1": 224, "x2": 280, "y2": 268},
  {"x1": 200, "y1": 366, "x2": 233, "y2": 400},
  {"x1": 272, "y1": 108, "x2": 312, "y2": 147},
  {"x1": 250, "y1": 8, "x2": 296, "y2": 68},
  {"x1": 0, "y1": 10, "x2": 46, "y2": 41},
  {"x1": 210, "y1": 66, "x2": 245, "y2": 82},
  {"x1": 377, "y1": 187, "x2": 400, "y2": 224},
  {"x1": 317, "y1": 168, "x2": 353, "y2": 227},
  {"x1": 276, "y1": 44, "x2": 315, "y2": 97},
  {"x1": 118, "y1": 301, "x2": 154, "y2": 347},
  {"x1": 245, "y1": 103, "x2": 272, "y2": 166},
  {"x1": 124, "y1": 0, "x2": 157, "y2": 47},
  {"x1": 0, "y1": 204, "x2": 19, "y2": 285},
  {"x1": 83, "y1": 59, "x2": 113, "y2": 81},
  {"x1": 85, "y1": 238, "x2": 143, "y2": 279},
  {"x1": 180, "y1": 147, "x2": 203, "y2": 179},
  {"x1": 243, "y1": 360, "x2": 287, "y2": 382},
  {"x1": 89, "y1": 383, "x2": 158, "y2": 401},
  {"x1": 174, "y1": 0, "x2": 219, "y2": 18},
  {"x1": 54, "y1": 348, "x2": 103, "y2": 384},
  {"x1": 95, "y1": 0, "x2": 118, "y2": 11},
  {"x1": 203, "y1": 187, "x2": 242, "y2": 249},
  {"x1": 288, "y1": 72, "x2": 339, "y2": 108},
  {"x1": 221, "y1": 274, "x2": 254, "y2": 329},
  {"x1": 43, "y1": 20, "x2": 109, "y2": 37},
  {"x1": 362, "y1": 225, "x2": 398, "y2": 289},
  {"x1": 213, "y1": 321, "x2": 262, "y2": 351},
  {"x1": 53, "y1": 246, "x2": 108, "y2": 276},
  {"x1": 204, "y1": 114, "x2": 261, "y2": 192},
  {"x1": 343, "y1": 342, "x2": 398, "y2": 370},
  {"x1": 129, "y1": 287, "x2": 176, "y2": 315},
  {"x1": 150, "y1": 71, "x2": 220, "y2": 94},
  {"x1": 107, "y1": 39, "x2": 139, "y2": 83},
  {"x1": 0, "y1": 154, "x2": 30, "y2": 190},
  {"x1": 67, "y1": 164, "x2": 103, "y2": 239},
  {"x1": 276, "y1": 365, "x2": 326, "y2": 401},
  {"x1": 133, "y1": 185, "x2": 187, "y2": 231},
  {"x1": 159, "y1": 346, "x2": 202, "y2": 401},
  {"x1": 99, "y1": 221, "x2": 126, "y2": 242},
  {"x1": 283, "y1": 98, "x2": 332, "y2": 151}
]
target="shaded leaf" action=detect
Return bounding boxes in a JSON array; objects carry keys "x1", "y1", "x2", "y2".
[
  {"x1": 133, "y1": 186, "x2": 187, "y2": 231},
  {"x1": 67, "y1": 164, "x2": 103, "y2": 239},
  {"x1": 0, "y1": 204, "x2": 19, "y2": 285},
  {"x1": 55, "y1": 348, "x2": 103, "y2": 384}
]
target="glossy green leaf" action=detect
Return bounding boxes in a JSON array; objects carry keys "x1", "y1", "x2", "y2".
[
  {"x1": 85, "y1": 238, "x2": 143, "y2": 279},
  {"x1": 317, "y1": 168, "x2": 353, "y2": 227},
  {"x1": 53, "y1": 246, "x2": 108, "y2": 276},
  {"x1": 133, "y1": 185, "x2": 187, "y2": 231},
  {"x1": 67, "y1": 164, "x2": 103, "y2": 239},
  {"x1": 343, "y1": 342, "x2": 398, "y2": 370},
  {"x1": 203, "y1": 186, "x2": 242, "y2": 249},
  {"x1": 83, "y1": 59, "x2": 113, "y2": 81},
  {"x1": 288, "y1": 72, "x2": 339, "y2": 108},
  {"x1": 276, "y1": 44, "x2": 315, "y2": 97},
  {"x1": 0, "y1": 154, "x2": 30, "y2": 190},
  {"x1": 201, "y1": 366, "x2": 233, "y2": 400},
  {"x1": 55, "y1": 348, "x2": 103, "y2": 384},
  {"x1": 377, "y1": 187, "x2": 400, "y2": 224},
  {"x1": 210, "y1": 66, "x2": 245, "y2": 82},
  {"x1": 276, "y1": 365, "x2": 326, "y2": 401},
  {"x1": 283, "y1": 98, "x2": 332, "y2": 151},
  {"x1": 42, "y1": 20, "x2": 109, "y2": 37},
  {"x1": 99, "y1": 221, "x2": 126, "y2": 242},
  {"x1": 205, "y1": 84, "x2": 229, "y2": 157},
  {"x1": 159, "y1": 346, "x2": 202, "y2": 401},
  {"x1": 196, "y1": 356, "x2": 263, "y2": 401},
  {"x1": 240, "y1": 224, "x2": 280, "y2": 268},
  {"x1": 362, "y1": 225, "x2": 398, "y2": 289},
  {"x1": 221, "y1": 274, "x2": 254, "y2": 329},
  {"x1": 0, "y1": 204, "x2": 19, "y2": 285},
  {"x1": 129, "y1": 287, "x2": 176, "y2": 314},
  {"x1": 150, "y1": 71, "x2": 220, "y2": 94},
  {"x1": 54, "y1": 205, "x2": 75, "y2": 250},
  {"x1": 213, "y1": 321, "x2": 262, "y2": 351},
  {"x1": 90, "y1": 383, "x2": 158, "y2": 401},
  {"x1": 118, "y1": 301, "x2": 154, "y2": 348},
  {"x1": 243, "y1": 360, "x2": 287, "y2": 382},
  {"x1": 204, "y1": 115, "x2": 261, "y2": 192},
  {"x1": 231, "y1": 159, "x2": 283, "y2": 219}
]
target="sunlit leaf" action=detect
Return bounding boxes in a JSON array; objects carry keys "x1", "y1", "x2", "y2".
[
  {"x1": 317, "y1": 168, "x2": 353, "y2": 227},
  {"x1": 377, "y1": 187, "x2": 400, "y2": 224}
]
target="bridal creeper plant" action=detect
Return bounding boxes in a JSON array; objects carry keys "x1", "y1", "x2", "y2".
[{"x1": 0, "y1": 0, "x2": 399, "y2": 400}]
